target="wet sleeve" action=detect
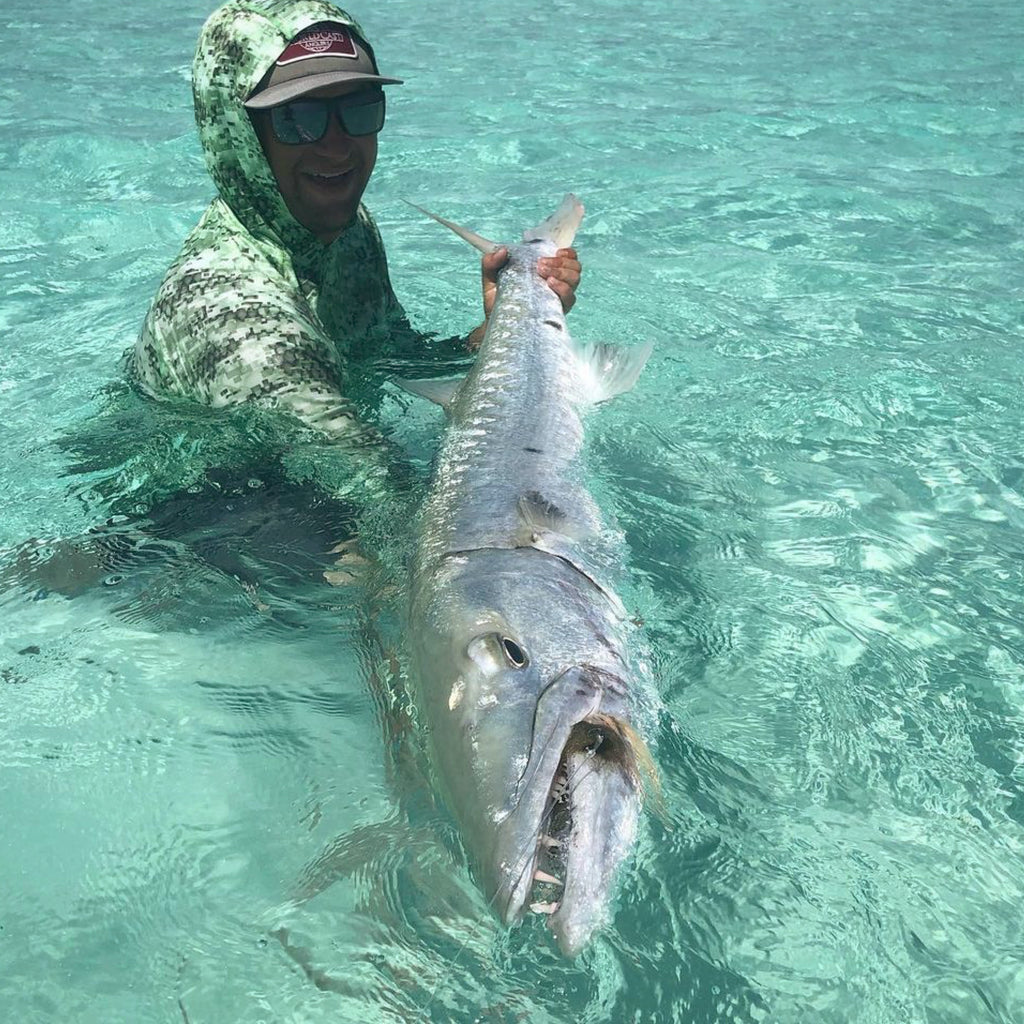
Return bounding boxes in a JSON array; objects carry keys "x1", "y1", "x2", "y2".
[{"x1": 135, "y1": 260, "x2": 378, "y2": 444}]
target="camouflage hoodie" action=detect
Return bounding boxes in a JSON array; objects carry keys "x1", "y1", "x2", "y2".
[{"x1": 132, "y1": 0, "x2": 406, "y2": 439}]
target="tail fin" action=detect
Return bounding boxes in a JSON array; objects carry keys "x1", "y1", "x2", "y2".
[
  {"x1": 522, "y1": 194, "x2": 584, "y2": 248},
  {"x1": 403, "y1": 200, "x2": 500, "y2": 254},
  {"x1": 405, "y1": 194, "x2": 585, "y2": 253}
]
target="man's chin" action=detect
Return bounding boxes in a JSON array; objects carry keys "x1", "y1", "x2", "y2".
[
  {"x1": 290, "y1": 174, "x2": 366, "y2": 242},
  {"x1": 300, "y1": 201, "x2": 361, "y2": 245}
]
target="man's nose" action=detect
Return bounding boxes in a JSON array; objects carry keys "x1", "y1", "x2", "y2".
[{"x1": 318, "y1": 111, "x2": 353, "y2": 147}]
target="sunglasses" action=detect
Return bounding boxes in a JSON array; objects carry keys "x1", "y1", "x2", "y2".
[{"x1": 268, "y1": 91, "x2": 386, "y2": 145}]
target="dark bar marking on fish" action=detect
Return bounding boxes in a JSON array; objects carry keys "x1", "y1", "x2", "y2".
[{"x1": 524, "y1": 446, "x2": 544, "y2": 454}]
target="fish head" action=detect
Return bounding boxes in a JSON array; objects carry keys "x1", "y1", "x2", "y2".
[{"x1": 411, "y1": 550, "x2": 654, "y2": 954}]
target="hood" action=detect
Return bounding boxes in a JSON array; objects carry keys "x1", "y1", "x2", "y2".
[{"x1": 192, "y1": 0, "x2": 374, "y2": 259}]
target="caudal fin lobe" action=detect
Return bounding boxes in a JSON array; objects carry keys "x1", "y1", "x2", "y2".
[
  {"x1": 403, "y1": 200, "x2": 500, "y2": 254},
  {"x1": 406, "y1": 193, "x2": 585, "y2": 253},
  {"x1": 522, "y1": 194, "x2": 585, "y2": 249}
]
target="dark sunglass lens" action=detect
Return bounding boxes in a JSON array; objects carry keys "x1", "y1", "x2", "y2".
[
  {"x1": 338, "y1": 98, "x2": 386, "y2": 137},
  {"x1": 270, "y1": 101, "x2": 329, "y2": 145}
]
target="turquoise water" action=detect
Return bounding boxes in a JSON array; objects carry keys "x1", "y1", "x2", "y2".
[{"x1": 2, "y1": 0, "x2": 1023, "y2": 1020}]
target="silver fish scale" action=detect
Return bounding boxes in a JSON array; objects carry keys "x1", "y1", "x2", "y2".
[
  {"x1": 414, "y1": 240, "x2": 608, "y2": 581},
  {"x1": 406, "y1": 198, "x2": 651, "y2": 954}
]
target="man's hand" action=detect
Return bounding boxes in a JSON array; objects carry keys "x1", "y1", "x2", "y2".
[
  {"x1": 481, "y1": 246, "x2": 582, "y2": 319},
  {"x1": 466, "y1": 247, "x2": 582, "y2": 350}
]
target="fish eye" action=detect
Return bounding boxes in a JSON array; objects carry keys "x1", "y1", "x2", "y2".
[{"x1": 500, "y1": 637, "x2": 528, "y2": 668}]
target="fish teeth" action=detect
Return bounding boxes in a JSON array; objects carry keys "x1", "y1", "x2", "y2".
[
  {"x1": 534, "y1": 869, "x2": 563, "y2": 886},
  {"x1": 530, "y1": 901, "x2": 559, "y2": 915}
]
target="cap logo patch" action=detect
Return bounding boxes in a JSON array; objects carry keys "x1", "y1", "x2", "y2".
[{"x1": 277, "y1": 26, "x2": 358, "y2": 65}]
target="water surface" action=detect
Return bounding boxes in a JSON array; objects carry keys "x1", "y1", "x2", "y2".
[{"x1": 2, "y1": 0, "x2": 1023, "y2": 1020}]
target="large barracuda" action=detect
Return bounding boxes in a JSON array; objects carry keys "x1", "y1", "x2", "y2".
[{"x1": 401, "y1": 195, "x2": 655, "y2": 955}]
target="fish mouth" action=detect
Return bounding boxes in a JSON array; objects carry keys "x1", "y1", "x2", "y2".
[{"x1": 490, "y1": 676, "x2": 652, "y2": 956}]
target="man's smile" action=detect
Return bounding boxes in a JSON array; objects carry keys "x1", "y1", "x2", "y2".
[{"x1": 305, "y1": 166, "x2": 355, "y2": 183}]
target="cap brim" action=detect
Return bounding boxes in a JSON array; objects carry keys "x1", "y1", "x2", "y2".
[{"x1": 244, "y1": 72, "x2": 403, "y2": 109}]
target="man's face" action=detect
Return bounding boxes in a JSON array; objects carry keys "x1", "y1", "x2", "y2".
[{"x1": 254, "y1": 83, "x2": 379, "y2": 245}]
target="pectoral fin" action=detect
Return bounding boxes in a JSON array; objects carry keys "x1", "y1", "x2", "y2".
[
  {"x1": 516, "y1": 490, "x2": 592, "y2": 546},
  {"x1": 393, "y1": 376, "x2": 464, "y2": 409},
  {"x1": 517, "y1": 490, "x2": 567, "y2": 533}
]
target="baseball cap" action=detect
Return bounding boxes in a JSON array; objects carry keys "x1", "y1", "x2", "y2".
[{"x1": 245, "y1": 22, "x2": 403, "y2": 109}]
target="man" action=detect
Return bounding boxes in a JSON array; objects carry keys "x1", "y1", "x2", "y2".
[{"x1": 132, "y1": 0, "x2": 580, "y2": 445}]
